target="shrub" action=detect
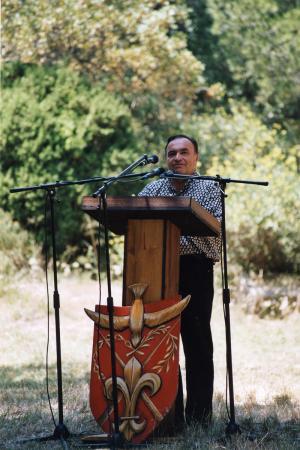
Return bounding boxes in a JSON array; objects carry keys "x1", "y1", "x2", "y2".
[
  {"x1": 187, "y1": 101, "x2": 299, "y2": 274},
  {"x1": 0, "y1": 62, "x2": 139, "y2": 258},
  {"x1": 0, "y1": 208, "x2": 41, "y2": 296}
]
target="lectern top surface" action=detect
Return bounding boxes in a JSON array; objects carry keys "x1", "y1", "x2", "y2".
[{"x1": 82, "y1": 196, "x2": 220, "y2": 237}]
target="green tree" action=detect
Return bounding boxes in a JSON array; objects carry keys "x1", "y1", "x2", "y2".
[
  {"x1": 2, "y1": 0, "x2": 204, "y2": 131},
  {"x1": 0, "y1": 62, "x2": 139, "y2": 255},
  {"x1": 185, "y1": 0, "x2": 232, "y2": 87},
  {"x1": 2, "y1": 0, "x2": 298, "y2": 277},
  {"x1": 185, "y1": 101, "x2": 299, "y2": 274},
  {"x1": 207, "y1": 0, "x2": 300, "y2": 121}
]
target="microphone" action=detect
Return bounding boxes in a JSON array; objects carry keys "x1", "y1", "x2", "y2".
[
  {"x1": 160, "y1": 170, "x2": 191, "y2": 179},
  {"x1": 139, "y1": 154, "x2": 159, "y2": 167},
  {"x1": 160, "y1": 170, "x2": 174, "y2": 178},
  {"x1": 141, "y1": 167, "x2": 165, "y2": 180}
]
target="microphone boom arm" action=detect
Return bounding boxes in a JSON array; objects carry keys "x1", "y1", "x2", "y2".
[
  {"x1": 161, "y1": 172, "x2": 268, "y2": 187},
  {"x1": 92, "y1": 154, "x2": 159, "y2": 197}
]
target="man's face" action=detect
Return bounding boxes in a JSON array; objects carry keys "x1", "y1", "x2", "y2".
[{"x1": 166, "y1": 137, "x2": 198, "y2": 175}]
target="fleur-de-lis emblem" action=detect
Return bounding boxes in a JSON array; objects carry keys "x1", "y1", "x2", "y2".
[{"x1": 105, "y1": 356, "x2": 161, "y2": 441}]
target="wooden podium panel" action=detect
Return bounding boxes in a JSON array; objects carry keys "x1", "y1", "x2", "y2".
[
  {"x1": 82, "y1": 196, "x2": 221, "y2": 237},
  {"x1": 123, "y1": 219, "x2": 180, "y2": 305}
]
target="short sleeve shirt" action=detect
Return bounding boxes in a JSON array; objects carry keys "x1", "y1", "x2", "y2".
[{"x1": 138, "y1": 176, "x2": 222, "y2": 261}]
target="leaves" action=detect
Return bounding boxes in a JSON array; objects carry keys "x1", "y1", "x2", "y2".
[
  {"x1": 186, "y1": 100, "x2": 300, "y2": 273},
  {"x1": 1, "y1": 1, "x2": 299, "y2": 276},
  {"x1": 0, "y1": 63, "x2": 137, "y2": 255},
  {"x1": 152, "y1": 333, "x2": 178, "y2": 374},
  {"x1": 207, "y1": 0, "x2": 300, "y2": 118},
  {"x1": 2, "y1": 0, "x2": 204, "y2": 117}
]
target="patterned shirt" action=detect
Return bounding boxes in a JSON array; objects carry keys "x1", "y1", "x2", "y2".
[{"x1": 138, "y1": 175, "x2": 222, "y2": 261}]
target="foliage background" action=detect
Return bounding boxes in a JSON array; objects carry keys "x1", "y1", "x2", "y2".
[
  {"x1": 1, "y1": 0, "x2": 299, "y2": 278},
  {"x1": 1, "y1": 3, "x2": 299, "y2": 448}
]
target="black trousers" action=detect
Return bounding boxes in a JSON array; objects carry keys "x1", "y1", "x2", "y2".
[{"x1": 175, "y1": 254, "x2": 214, "y2": 425}]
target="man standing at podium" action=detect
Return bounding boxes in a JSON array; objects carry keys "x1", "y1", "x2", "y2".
[{"x1": 138, "y1": 134, "x2": 222, "y2": 427}]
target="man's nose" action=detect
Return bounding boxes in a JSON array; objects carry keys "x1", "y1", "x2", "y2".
[{"x1": 175, "y1": 152, "x2": 181, "y2": 160}]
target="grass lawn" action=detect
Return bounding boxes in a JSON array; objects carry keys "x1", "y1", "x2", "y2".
[{"x1": 1, "y1": 273, "x2": 299, "y2": 449}]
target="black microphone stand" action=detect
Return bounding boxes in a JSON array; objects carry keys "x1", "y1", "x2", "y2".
[
  {"x1": 88, "y1": 160, "x2": 161, "y2": 448},
  {"x1": 9, "y1": 175, "x2": 114, "y2": 447},
  {"x1": 97, "y1": 187, "x2": 124, "y2": 448},
  {"x1": 218, "y1": 177, "x2": 240, "y2": 435},
  {"x1": 162, "y1": 171, "x2": 268, "y2": 435},
  {"x1": 48, "y1": 188, "x2": 69, "y2": 441},
  {"x1": 10, "y1": 186, "x2": 72, "y2": 446}
]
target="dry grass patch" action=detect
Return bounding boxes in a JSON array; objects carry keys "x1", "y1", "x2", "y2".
[{"x1": 1, "y1": 274, "x2": 299, "y2": 449}]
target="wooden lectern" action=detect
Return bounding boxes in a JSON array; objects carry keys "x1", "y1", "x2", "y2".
[
  {"x1": 82, "y1": 196, "x2": 221, "y2": 441},
  {"x1": 82, "y1": 196, "x2": 221, "y2": 304}
]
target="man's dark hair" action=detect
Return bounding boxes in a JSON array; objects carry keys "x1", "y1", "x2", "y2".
[{"x1": 165, "y1": 134, "x2": 198, "y2": 154}]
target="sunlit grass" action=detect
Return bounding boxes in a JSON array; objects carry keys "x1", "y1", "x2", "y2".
[{"x1": 1, "y1": 274, "x2": 299, "y2": 449}]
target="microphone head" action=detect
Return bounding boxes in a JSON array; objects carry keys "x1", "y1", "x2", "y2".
[
  {"x1": 160, "y1": 169, "x2": 173, "y2": 177},
  {"x1": 147, "y1": 154, "x2": 159, "y2": 164},
  {"x1": 142, "y1": 167, "x2": 165, "y2": 180},
  {"x1": 155, "y1": 167, "x2": 165, "y2": 175}
]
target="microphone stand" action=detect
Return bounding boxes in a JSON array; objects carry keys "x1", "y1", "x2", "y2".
[
  {"x1": 88, "y1": 162, "x2": 163, "y2": 448},
  {"x1": 162, "y1": 171, "x2": 268, "y2": 435},
  {"x1": 219, "y1": 177, "x2": 240, "y2": 435},
  {"x1": 97, "y1": 188, "x2": 123, "y2": 448},
  {"x1": 10, "y1": 185, "x2": 72, "y2": 446},
  {"x1": 9, "y1": 174, "x2": 117, "y2": 447}
]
